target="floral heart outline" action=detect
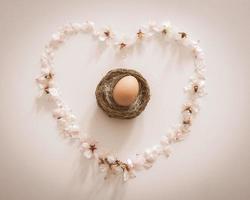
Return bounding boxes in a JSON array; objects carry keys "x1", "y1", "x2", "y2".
[{"x1": 36, "y1": 21, "x2": 206, "y2": 181}]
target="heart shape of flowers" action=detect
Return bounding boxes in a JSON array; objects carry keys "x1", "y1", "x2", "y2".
[{"x1": 36, "y1": 21, "x2": 206, "y2": 182}]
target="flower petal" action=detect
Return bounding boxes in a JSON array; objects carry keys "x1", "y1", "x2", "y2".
[{"x1": 83, "y1": 150, "x2": 92, "y2": 159}]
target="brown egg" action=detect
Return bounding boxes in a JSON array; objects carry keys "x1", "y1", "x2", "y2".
[{"x1": 113, "y1": 75, "x2": 139, "y2": 106}]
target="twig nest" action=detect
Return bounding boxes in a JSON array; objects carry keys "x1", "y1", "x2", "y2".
[{"x1": 95, "y1": 68, "x2": 150, "y2": 119}]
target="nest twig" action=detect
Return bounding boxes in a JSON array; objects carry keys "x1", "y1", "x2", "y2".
[{"x1": 95, "y1": 68, "x2": 150, "y2": 119}]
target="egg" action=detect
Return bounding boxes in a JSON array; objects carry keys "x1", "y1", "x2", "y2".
[{"x1": 113, "y1": 75, "x2": 139, "y2": 106}]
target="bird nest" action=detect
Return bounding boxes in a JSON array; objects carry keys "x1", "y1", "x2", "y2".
[{"x1": 95, "y1": 68, "x2": 150, "y2": 119}]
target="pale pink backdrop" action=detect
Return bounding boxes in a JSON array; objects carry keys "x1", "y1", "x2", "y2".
[{"x1": 0, "y1": 0, "x2": 250, "y2": 200}]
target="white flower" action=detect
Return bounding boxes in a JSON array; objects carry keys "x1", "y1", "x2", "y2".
[
  {"x1": 70, "y1": 23, "x2": 83, "y2": 32},
  {"x1": 98, "y1": 156, "x2": 109, "y2": 172},
  {"x1": 82, "y1": 21, "x2": 95, "y2": 32},
  {"x1": 167, "y1": 128, "x2": 177, "y2": 142},
  {"x1": 113, "y1": 165, "x2": 124, "y2": 174},
  {"x1": 50, "y1": 32, "x2": 65, "y2": 48},
  {"x1": 98, "y1": 26, "x2": 115, "y2": 42},
  {"x1": 126, "y1": 159, "x2": 133, "y2": 168},
  {"x1": 195, "y1": 66, "x2": 206, "y2": 80},
  {"x1": 180, "y1": 123, "x2": 191, "y2": 134},
  {"x1": 52, "y1": 32, "x2": 63, "y2": 42},
  {"x1": 64, "y1": 124, "x2": 80, "y2": 138},
  {"x1": 160, "y1": 135, "x2": 170, "y2": 146},
  {"x1": 182, "y1": 38, "x2": 193, "y2": 48},
  {"x1": 61, "y1": 24, "x2": 77, "y2": 35},
  {"x1": 54, "y1": 108, "x2": 68, "y2": 128},
  {"x1": 106, "y1": 155, "x2": 116, "y2": 166},
  {"x1": 144, "y1": 149, "x2": 157, "y2": 162},
  {"x1": 182, "y1": 101, "x2": 200, "y2": 115},
  {"x1": 80, "y1": 141, "x2": 97, "y2": 159},
  {"x1": 114, "y1": 36, "x2": 134, "y2": 50},
  {"x1": 97, "y1": 154, "x2": 136, "y2": 181},
  {"x1": 99, "y1": 154, "x2": 122, "y2": 175},
  {"x1": 182, "y1": 105, "x2": 193, "y2": 122},
  {"x1": 41, "y1": 66, "x2": 53, "y2": 75},
  {"x1": 40, "y1": 54, "x2": 53, "y2": 67},
  {"x1": 123, "y1": 168, "x2": 136, "y2": 182},
  {"x1": 65, "y1": 113, "x2": 76, "y2": 121},
  {"x1": 193, "y1": 51, "x2": 206, "y2": 79},
  {"x1": 53, "y1": 105, "x2": 73, "y2": 120},
  {"x1": 152, "y1": 145, "x2": 163, "y2": 155},
  {"x1": 172, "y1": 31, "x2": 189, "y2": 46},
  {"x1": 143, "y1": 21, "x2": 157, "y2": 36},
  {"x1": 131, "y1": 155, "x2": 145, "y2": 171},
  {"x1": 184, "y1": 78, "x2": 206, "y2": 98},
  {"x1": 160, "y1": 22, "x2": 172, "y2": 36},
  {"x1": 36, "y1": 67, "x2": 55, "y2": 94},
  {"x1": 143, "y1": 148, "x2": 159, "y2": 169},
  {"x1": 36, "y1": 76, "x2": 46, "y2": 88},
  {"x1": 123, "y1": 159, "x2": 136, "y2": 181},
  {"x1": 162, "y1": 146, "x2": 171, "y2": 157},
  {"x1": 168, "y1": 125, "x2": 189, "y2": 143},
  {"x1": 99, "y1": 163, "x2": 109, "y2": 172},
  {"x1": 107, "y1": 155, "x2": 123, "y2": 174},
  {"x1": 193, "y1": 46, "x2": 205, "y2": 60},
  {"x1": 48, "y1": 87, "x2": 58, "y2": 97},
  {"x1": 57, "y1": 118, "x2": 68, "y2": 128},
  {"x1": 53, "y1": 108, "x2": 65, "y2": 119},
  {"x1": 136, "y1": 29, "x2": 145, "y2": 40}
]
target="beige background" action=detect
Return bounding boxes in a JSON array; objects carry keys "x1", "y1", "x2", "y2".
[{"x1": 1, "y1": 0, "x2": 250, "y2": 200}]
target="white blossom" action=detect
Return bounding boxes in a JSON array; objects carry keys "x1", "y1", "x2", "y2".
[
  {"x1": 123, "y1": 168, "x2": 136, "y2": 182},
  {"x1": 182, "y1": 101, "x2": 200, "y2": 116},
  {"x1": 81, "y1": 21, "x2": 95, "y2": 32},
  {"x1": 160, "y1": 135, "x2": 170, "y2": 146},
  {"x1": 143, "y1": 148, "x2": 159, "y2": 169},
  {"x1": 64, "y1": 125, "x2": 80, "y2": 138},
  {"x1": 98, "y1": 26, "x2": 115, "y2": 42},
  {"x1": 184, "y1": 77, "x2": 206, "y2": 98},
  {"x1": 80, "y1": 141, "x2": 97, "y2": 159},
  {"x1": 162, "y1": 146, "x2": 171, "y2": 157},
  {"x1": 131, "y1": 155, "x2": 145, "y2": 171}
]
